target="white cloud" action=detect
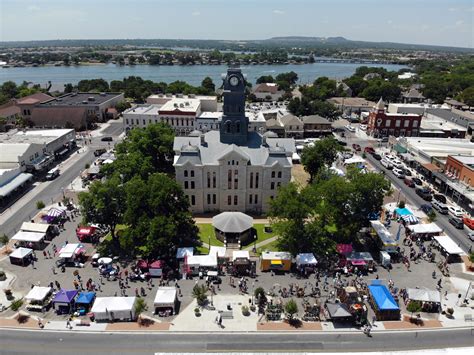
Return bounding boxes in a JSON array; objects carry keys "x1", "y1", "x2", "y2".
[
  {"x1": 191, "y1": 11, "x2": 200, "y2": 16},
  {"x1": 455, "y1": 20, "x2": 464, "y2": 26},
  {"x1": 273, "y1": 10, "x2": 285, "y2": 15},
  {"x1": 448, "y1": 7, "x2": 457, "y2": 12},
  {"x1": 27, "y1": 5, "x2": 40, "y2": 12},
  {"x1": 387, "y1": 20, "x2": 393, "y2": 25}
]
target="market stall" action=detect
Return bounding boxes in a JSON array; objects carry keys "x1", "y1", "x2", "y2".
[
  {"x1": 407, "y1": 223, "x2": 443, "y2": 240},
  {"x1": 25, "y1": 286, "x2": 53, "y2": 312},
  {"x1": 153, "y1": 287, "x2": 178, "y2": 316},
  {"x1": 52, "y1": 289, "x2": 78, "y2": 315},
  {"x1": 9, "y1": 247, "x2": 33, "y2": 266},
  {"x1": 369, "y1": 221, "x2": 398, "y2": 253},
  {"x1": 325, "y1": 302, "x2": 353, "y2": 322},
  {"x1": 368, "y1": 284, "x2": 400, "y2": 321},
  {"x1": 91, "y1": 297, "x2": 137, "y2": 322},
  {"x1": 346, "y1": 252, "x2": 375, "y2": 273},
  {"x1": 76, "y1": 226, "x2": 97, "y2": 242},
  {"x1": 42, "y1": 206, "x2": 67, "y2": 224},
  {"x1": 401, "y1": 214, "x2": 419, "y2": 225},
  {"x1": 57, "y1": 243, "x2": 87, "y2": 267},
  {"x1": 148, "y1": 260, "x2": 164, "y2": 277},
  {"x1": 229, "y1": 250, "x2": 253, "y2": 276},
  {"x1": 295, "y1": 253, "x2": 317, "y2": 275},
  {"x1": 209, "y1": 246, "x2": 227, "y2": 264},
  {"x1": 433, "y1": 235, "x2": 464, "y2": 263},
  {"x1": 11, "y1": 230, "x2": 46, "y2": 250},
  {"x1": 20, "y1": 222, "x2": 56, "y2": 240},
  {"x1": 405, "y1": 288, "x2": 441, "y2": 313},
  {"x1": 260, "y1": 251, "x2": 292, "y2": 272},
  {"x1": 75, "y1": 292, "x2": 96, "y2": 314},
  {"x1": 186, "y1": 254, "x2": 218, "y2": 276},
  {"x1": 394, "y1": 207, "x2": 413, "y2": 217}
]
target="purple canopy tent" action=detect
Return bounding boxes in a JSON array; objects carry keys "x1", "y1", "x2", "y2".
[
  {"x1": 42, "y1": 207, "x2": 66, "y2": 223},
  {"x1": 52, "y1": 289, "x2": 78, "y2": 314}
]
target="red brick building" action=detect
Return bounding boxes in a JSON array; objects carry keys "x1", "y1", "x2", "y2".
[
  {"x1": 445, "y1": 155, "x2": 474, "y2": 187},
  {"x1": 367, "y1": 98, "x2": 422, "y2": 138}
]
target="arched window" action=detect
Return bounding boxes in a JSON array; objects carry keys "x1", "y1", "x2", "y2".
[
  {"x1": 271, "y1": 171, "x2": 275, "y2": 178},
  {"x1": 277, "y1": 171, "x2": 282, "y2": 178},
  {"x1": 207, "y1": 172, "x2": 211, "y2": 188},
  {"x1": 212, "y1": 172, "x2": 216, "y2": 188},
  {"x1": 225, "y1": 120, "x2": 231, "y2": 133},
  {"x1": 184, "y1": 170, "x2": 188, "y2": 177},
  {"x1": 255, "y1": 172, "x2": 259, "y2": 188},
  {"x1": 250, "y1": 172, "x2": 254, "y2": 188}
]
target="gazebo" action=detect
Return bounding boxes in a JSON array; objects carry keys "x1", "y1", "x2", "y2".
[{"x1": 212, "y1": 212, "x2": 254, "y2": 245}]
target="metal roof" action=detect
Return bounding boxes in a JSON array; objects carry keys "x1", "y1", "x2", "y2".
[{"x1": 212, "y1": 212, "x2": 253, "y2": 233}]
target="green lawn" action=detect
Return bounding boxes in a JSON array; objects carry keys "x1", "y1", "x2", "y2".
[
  {"x1": 257, "y1": 238, "x2": 280, "y2": 255},
  {"x1": 253, "y1": 224, "x2": 276, "y2": 243},
  {"x1": 198, "y1": 223, "x2": 276, "y2": 247}
]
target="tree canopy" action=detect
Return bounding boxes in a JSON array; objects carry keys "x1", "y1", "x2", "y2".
[{"x1": 300, "y1": 136, "x2": 342, "y2": 182}]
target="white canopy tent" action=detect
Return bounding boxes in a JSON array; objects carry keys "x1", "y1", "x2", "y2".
[
  {"x1": 209, "y1": 246, "x2": 226, "y2": 258},
  {"x1": 91, "y1": 297, "x2": 137, "y2": 321},
  {"x1": 407, "y1": 223, "x2": 442, "y2": 235},
  {"x1": 176, "y1": 247, "x2": 193, "y2": 259},
  {"x1": 9, "y1": 247, "x2": 33, "y2": 260},
  {"x1": 187, "y1": 254, "x2": 218, "y2": 268},
  {"x1": 58, "y1": 243, "x2": 83, "y2": 259},
  {"x1": 296, "y1": 253, "x2": 317, "y2": 266},
  {"x1": 343, "y1": 156, "x2": 366, "y2": 166},
  {"x1": 433, "y1": 235, "x2": 464, "y2": 255},
  {"x1": 11, "y1": 231, "x2": 45, "y2": 243},
  {"x1": 20, "y1": 222, "x2": 50, "y2": 234},
  {"x1": 232, "y1": 250, "x2": 250, "y2": 261},
  {"x1": 25, "y1": 286, "x2": 52, "y2": 302},
  {"x1": 153, "y1": 287, "x2": 178, "y2": 314},
  {"x1": 407, "y1": 288, "x2": 441, "y2": 303}
]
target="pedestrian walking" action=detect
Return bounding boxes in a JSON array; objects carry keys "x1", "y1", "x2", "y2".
[
  {"x1": 99, "y1": 276, "x2": 103, "y2": 285},
  {"x1": 55, "y1": 280, "x2": 61, "y2": 289},
  {"x1": 43, "y1": 250, "x2": 48, "y2": 259},
  {"x1": 31, "y1": 260, "x2": 36, "y2": 269},
  {"x1": 47, "y1": 250, "x2": 51, "y2": 258},
  {"x1": 66, "y1": 318, "x2": 72, "y2": 329},
  {"x1": 51, "y1": 266, "x2": 56, "y2": 275}
]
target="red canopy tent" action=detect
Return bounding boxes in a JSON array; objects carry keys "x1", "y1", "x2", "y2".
[{"x1": 76, "y1": 226, "x2": 96, "y2": 242}]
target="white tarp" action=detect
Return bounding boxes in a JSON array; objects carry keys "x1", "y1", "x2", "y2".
[
  {"x1": 25, "y1": 286, "x2": 52, "y2": 302},
  {"x1": 408, "y1": 223, "x2": 442, "y2": 235},
  {"x1": 9, "y1": 247, "x2": 33, "y2": 259},
  {"x1": 153, "y1": 287, "x2": 177, "y2": 309},
  {"x1": 176, "y1": 247, "x2": 193, "y2": 259},
  {"x1": 232, "y1": 250, "x2": 250, "y2": 261},
  {"x1": 11, "y1": 230, "x2": 45, "y2": 243},
  {"x1": 20, "y1": 222, "x2": 50, "y2": 234},
  {"x1": 91, "y1": 297, "x2": 136, "y2": 321},
  {"x1": 344, "y1": 156, "x2": 366, "y2": 165},
  {"x1": 209, "y1": 246, "x2": 226, "y2": 258},
  {"x1": 296, "y1": 253, "x2": 317, "y2": 266},
  {"x1": 407, "y1": 288, "x2": 441, "y2": 303},
  {"x1": 433, "y1": 235, "x2": 464, "y2": 255},
  {"x1": 187, "y1": 254, "x2": 218, "y2": 268},
  {"x1": 58, "y1": 243, "x2": 82, "y2": 259}
]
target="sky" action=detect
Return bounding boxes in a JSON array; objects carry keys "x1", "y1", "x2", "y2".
[{"x1": 1, "y1": 0, "x2": 473, "y2": 48}]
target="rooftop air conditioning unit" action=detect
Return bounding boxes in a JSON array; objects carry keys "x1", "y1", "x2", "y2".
[
  {"x1": 88, "y1": 97, "x2": 95, "y2": 101},
  {"x1": 100, "y1": 92, "x2": 106, "y2": 96},
  {"x1": 82, "y1": 100, "x2": 88, "y2": 104}
]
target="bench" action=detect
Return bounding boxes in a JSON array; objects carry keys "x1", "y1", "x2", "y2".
[{"x1": 219, "y1": 310, "x2": 234, "y2": 319}]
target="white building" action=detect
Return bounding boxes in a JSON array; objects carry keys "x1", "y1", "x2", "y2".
[
  {"x1": 173, "y1": 68, "x2": 295, "y2": 215},
  {"x1": 146, "y1": 94, "x2": 217, "y2": 112}
]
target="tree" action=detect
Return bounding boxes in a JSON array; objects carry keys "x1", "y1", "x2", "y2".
[
  {"x1": 276, "y1": 71, "x2": 298, "y2": 85},
  {"x1": 79, "y1": 175, "x2": 125, "y2": 246},
  {"x1": 428, "y1": 210, "x2": 437, "y2": 222},
  {"x1": 64, "y1": 83, "x2": 74, "y2": 93},
  {"x1": 192, "y1": 284, "x2": 208, "y2": 306},
  {"x1": 308, "y1": 54, "x2": 315, "y2": 63},
  {"x1": 407, "y1": 300, "x2": 422, "y2": 318},
  {"x1": 459, "y1": 86, "x2": 474, "y2": 107},
  {"x1": 148, "y1": 54, "x2": 161, "y2": 65},
  {"x1": 469, "y1": 253, "x2": 474, "y2": 263},
  {"x1": 0, "y1": 234, "x2": 9, "y2": 246},
  {"x1": 123, "y1": 173, "x2": 200, "y2": 258},
  {"x1": 115, "y1": 101, "x2": 132, "y2": 113},
  {"x1": 134, "y1": 297, "x2": 148, "y2": 318},
  {"x1": 256, "y1": 75, "x2": 275, "y2": 84},
  {"x1": 201, "y1": 77, "x2": 215, "y2": 94},
  {"x1": 104, "y1": 123, "x2": 175, "y2": 181},
  {"x1": 284, "y1": 299, "x2": 298, "y2": 322},
  {"x1": 301, "y1": 136, "x2": 342, "y2": 182}
]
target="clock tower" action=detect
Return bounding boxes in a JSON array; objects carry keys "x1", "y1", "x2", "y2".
[{"x1": 220, "y1": 68, "x2": 249, "y2": 145}]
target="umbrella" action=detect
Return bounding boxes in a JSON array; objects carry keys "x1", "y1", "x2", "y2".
[{"x1": 98, "y1": 257, "x2": 113, "y2": 265}]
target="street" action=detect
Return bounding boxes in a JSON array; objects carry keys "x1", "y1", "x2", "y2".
[
  {"x1": 1, "y1": 120, "x2": 124, "y2": 238},
  {"x1": 1, "y1": 327, "x2": 473, "y2": 354}
]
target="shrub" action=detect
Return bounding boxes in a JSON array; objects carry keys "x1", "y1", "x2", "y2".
[
  {"x1": 242, "y1": 305, "x2": 250, "y2": 316},
  {"x1": 469, "y1": 253, "x2": 474, "y2": 263},
  {"x1": 407, "y1": 300, "x2": 422, "y2": 315},
  {"x1": 10, "y1": 298, "x2": 23, "y2": 311},
  {"x1": 428, "y1": 210, "x2": 437, "y2": 222},
  {"x1": 0, "y1": 234, "x2": 9, "y2": 246},
  {"x1": 85, "y1": 163, "x2": 90, "y2": 169},
  {"x1": 398, "y1": 200, "x2": 406, "y2": 209},
  {"x1": 36, "y1": 200, "x2": 45, "y2": 209},
  {"x1": 0, "y1": 270, "x2": 6, "y2": 281},
  {"x1": 284, "y1": 299, "x2": 298, "y2": 322},
  {"x1": 192, "y1": 284, "x2": 208, "y2": 306},
  {"x1": 134, "y1": 297, "x2": 148, "y2": 317},
  {"x1": 446, "y1": 307, "x2": 454, "y2": 317}
]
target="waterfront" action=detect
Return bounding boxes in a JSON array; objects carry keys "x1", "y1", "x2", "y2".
[{"x1": 0, "y1": 62, "x2": 408, "y2": 91}]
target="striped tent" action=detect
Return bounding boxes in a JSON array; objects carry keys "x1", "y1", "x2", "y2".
[{"x1": 401, "y1": 214, "x2": 418, "y2": 224}]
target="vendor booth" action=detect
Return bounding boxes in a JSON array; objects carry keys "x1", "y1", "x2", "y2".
[
  {"x1": 20, "y1": 222, "x2": 56, "y2": 240},
  {"x1": 91, "y1": 297, "x2": 137, "y2": 322},
  {"x1": 401, "y1": 214, "x2": 418, "y2": 225},
  {"x1": 394, "y1": 207, "x2": 413, "y2": 217},
  {"x1": 75, "y1": 292, "x2": 96, "y2": 314},
  {"x1": 149, "y1": 260, "x2": 164, "y2": 277},
  {"x1": 405, "y1": 288, "x2": 441, "y2": 313},
  {"x1": 76, "y1": 226, "x2": 97, "y2": 242},
  {"x1": 336, "y1": 244, "x2": 353, "y2": 255},
  {"x1": 369, "y1": 221, "x2": 398, "y2": 253},
  {"x1": 346, "y1": 252, "x2": 375, "y2": 272},
  {"x1": 186, "y1": 254, "x2": 218, "y2": 276},
  {"x1": 42, "y1": 206, "x2": 67, "y2": 224},
  {"x1": 25, "y1": 286, "x2": 53, "y2": 312},
  {"x1": 368, "y1": 284, "x2": 400, "y2": 321},
  {"x1": 433, "y1": 235, "x2": 464, "y2": 263},
  {"x1": 295, "y1": 253, "x2": 317, "y2": 275},
  {"x1": 154, "y1": 287, "x2": 178, "y2": 316},
  {"x1": 325, "y1": 302, "x2": 353, "y2": 322},
  {"x1": 229, "y1": 250, "x2": 253, "y2": 276},
  {"x1": 260, "y1": 251, "x2": 292, "y2": 272},
  {"x1": 11, "y1": 230, "x2": 45, "y2": 250},
  {"x1": 407, "y1": 223, "x2": 442, "y2": 240},
  {"x1": 57, "y1": 243, "x2": 86, "y2": 267},
  {"x1": 52, "y1": 289, "x2": 78, "y2": 315},
  {"x1": 9, "y1": 247, "x2": 33, "y2": 266},
  {"x1": 209, "y1": 246, "x2": 227, "y2": 263}
]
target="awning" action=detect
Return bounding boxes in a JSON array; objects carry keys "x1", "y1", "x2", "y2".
[
  {"x1": 271, "y1": 260, "x2": 283, "y2": 265},
  {"x1": 433, "y1": 235, "x2": 464, "y2": 255},
  {"x1": 337, "y1": 244, "x2": 353, "y2": 255},
  {"x1": 76, "y1": 292, "x2": 96, "y2": 304},
  {"x1": 326, "y1": 303, "x2": 353, "y2": 318},
  {"x1": 47, "y1": 208, "x2": 66, "y2": 218},
  {"x1": 407, "y1": 223, "x2": 442, "y2": 235},
  {"x1": 232, "y1": 250, "x2": 250, "y2": 261},
  {"x1": 11, "y1": 231, "x2": 45, "y2": 243},
  {"x1": 53, "y1": 289, "x2": 78, "y2": 304},
  {"x1": 407, "y1": 288, "x2": 441, "y2": 303},
  {"x1": 0, "y1": 173, "x2": 33, "y2": 197},
  {"x1": 351, "y1": 260, "x2": 366, "y2": 266},
  {"x1": 422, "y1": 163, "x2": 441, "y2": 173},
  {"x1": 296, "y1": 253, "x2": 317, "y2": 266},
  {"x1": 57, "y1": 148, "x2": 69, "y2": 156},
  {"x1": 395, "y1": 207, "x2": 413, "y2": 216},
  {"x1": 58, "y1": 243, "x2": 85, "y2": 259},
  {"x1": 20, "y1": 222, "x2": 50, "y2": 234}
]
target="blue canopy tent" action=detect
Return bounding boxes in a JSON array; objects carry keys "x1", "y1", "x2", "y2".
[
  {"x1": 75, "y1": 292, "x2": 96, "y2": 314},
  {"x1": 368, "y1": 284, "x2": 400, "y2": 321},
  {"x1": 394, "y1": 207, "x2": 412, "y2": 216}
]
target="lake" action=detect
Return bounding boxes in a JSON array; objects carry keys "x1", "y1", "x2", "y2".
[{"x1": 0, "y1": 63, "x2": 408, "y2": 91}]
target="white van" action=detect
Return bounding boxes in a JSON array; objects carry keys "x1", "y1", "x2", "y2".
[
  {"x1": 46, "y1": 167, "x2": 60, "y2": 180},
  {"x1": 381, "y1": 159, "x2": 393, "y2": 169},
  {"x1": 432, "y1": 200, "x2": 448, "y2": 215}
]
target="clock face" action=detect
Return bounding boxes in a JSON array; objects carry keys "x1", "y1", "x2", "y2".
[{"x1": 229, "y1": 75, "x2": 239, "y2": 87}]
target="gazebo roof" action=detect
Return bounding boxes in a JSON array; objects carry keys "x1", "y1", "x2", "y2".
[{"x1": 212, "y1": 212, "x2": 254, "y2": 233}]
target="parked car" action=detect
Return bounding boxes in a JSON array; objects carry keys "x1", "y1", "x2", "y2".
[
  {"x1": 403, "y1": 168, "x2": 412, "y2": 176},
  {"x1": 101, "y1": 136, "x2": 113, "y2": 142},
  {"x1": 337, "y1": 140, "x2": 347, "y2": 146},
  {"x1": 359, "y1": 124, "x2": 367, "y2": 131},
  {"x1": 449, "y1": 216, "x2": 464, "y2": 229},
  {"x1": 345, "y1": 125, "x2": 356, "y2": 133},
  {"x1": 404, "y1": 177, "x2": 415, "y2": 188},
  {"x1": 420, "y1": 204, "x2": 433, "y2": 214},
  {"x1": 433, "y1": 194, "x2": 447, "y2": 204},
  {"x1": 381, "y1": 159, "x2": 393, "y2": 169},
  {"x1": 416, "y1": 188, "x2": 432, "y2": 201},
  {"x1": 352, "y1": 144, "x2": 361, "y2": 151},
  {"x1": 432, "y1": 200, "x2": 449, "y2": 215},
  {"x1": 364, "y1": 147, "x2": 375, "y2": 154},
  {"x1": 94, "y1": 148, "x2": 107, "y2": 156},
  {"x1": 372, "y1": 153, "x2": 382, "y2": 160},
  {"x1": 45, "y1": 167, "x2": 60, "y2": 180},
  {"x1": 391, "y1": 160, "x2": 404, "y2": 169},
  {"x1": 468, "y1": 231, "x2": 474, "y2": 242},
  {"x1": 448, "y1": 206, "x2": 464, "y2": 218},
  {"x1": 412, "y1": 177, "x2": 423, "y2": 186},
  {"x1": 463, "y1": 216, "x2": 474, "y2": 230},
  {"x1": 392, "y1": 168, "x2": 405, "y2": 179}
]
